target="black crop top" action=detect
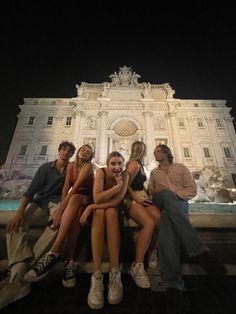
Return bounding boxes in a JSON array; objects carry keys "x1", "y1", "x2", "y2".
[{"x1": 130, "y1": 166, "x2": 146, "y2": 191}]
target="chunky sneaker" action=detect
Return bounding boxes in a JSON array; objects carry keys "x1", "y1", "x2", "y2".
[
  {"x1": 148, "y1": 249, "x2": 158, "y2": 269},
  {"x1": 0, "y1": 281, "x2": 30, "y2": 310},
  {"x1": 24, "y1": 252, "x2": 59, "y2": 283},
  {"x1": 108, "y1": 268, "x2": 123, "y2": 305},
  {"x1": 62, "y1": 260, "x2": 77, "y2": 288},
  {"x1": 87, "y1": 271, "x2": 104, "y2": 309},
  {"x1": 131, "y1": 262, "x2": 151, "y2": 288}
]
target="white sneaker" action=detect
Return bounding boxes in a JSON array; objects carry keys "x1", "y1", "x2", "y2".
[
  {"x1": 131, "y1": 262, "x2": 150, "y2": 288},
  {"x1": 87, "y1": 271, "x2": 104, "y2": 309},
  {"x1": 108, "y1": 268, "x2": 123, "y2": 305},
  {"x1": 62, "y1": 260, "x2": 77, "y2": 288},
  {"x1": 148, "y1": 249, "x2": 158, "y2": 269},
  {"x1": 0, "y1": 281, "x2": 31, "y2": 310}
]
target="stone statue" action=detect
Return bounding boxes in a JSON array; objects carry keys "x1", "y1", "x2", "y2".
[
  {"x1": 101, "y1": 82, "x2": 110, "y2": 97},
  {"x1": 109, "y1": 66, "x2": 141, "y2": 87},
  {"x1": 130, "y1": 72, "x2": 141, "y2": 86},
  {"x1": 76, "y1": 84, "x2": 84, "y2": 98},
  {"x1": 109, "y1": 72, "x2": 120, "y2": 86},
  {"x1": 142, "y1": 82, "x2": 152, "y2": 98}
]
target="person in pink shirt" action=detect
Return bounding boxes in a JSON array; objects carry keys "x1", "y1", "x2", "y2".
[{"x1": 148, "y1": 144, "x2": 227, "y2": 314}]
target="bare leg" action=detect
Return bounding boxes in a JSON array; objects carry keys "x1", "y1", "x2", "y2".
[
  {"x1": 51, "y1": 194, "x2": 84, "y2": 254},
  {"x1": 105, "y1": 208, "x2": 120, "y2": 270},
  {"x1": 64, "y1": 207, "x2": 83, "y2": 260},
  {"x1": 129, "y1": 203, "x2": 155, "y2": 263},
  {"x1": 91, "y1": 209, "x2": 105, "y2": 271}
]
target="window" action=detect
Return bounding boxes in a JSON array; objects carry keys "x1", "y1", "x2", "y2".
[
  {"x1": 216, "y1": 119, "x2": 223, "y2": 128},
  {"x1": 28, "y1": 116, "x2": 35, "y2": 125},
  {"x1": 47, "y1": 116, "x2": 53, "y2": 125},
  {"x1": 19, "y1": 145, "x2": 27, "y2": 155},
  {"x1": 40, "y1": 145, "x2": 47, "y2": 155},
  {"x1": 212, "y1": 103, "x2": 217, "y2": 108},
  {"x1": 223, "y1": 147, "x2": 232, "y2": 158},
  {"x1": 66, "y1": 117, "x2": 72, "y2": 126},
  {"x1": 197, "y1": 118, "x2": 203, "y2": 128},
  {"x1": 203, "y1": 147, "x2": 211, "y2": 158},
  {"x1": 194, "y1": 103, "x2": 199, "y2": 107},
  {"x1": 183, "y1": 147, "x2": 190, "y2": 158},
  {"x1": 178, "y1": 118, "x2": 185, "y2": 128},
  {"x1": 232, "y1": 174, "x2": 236, "y2": 185}
]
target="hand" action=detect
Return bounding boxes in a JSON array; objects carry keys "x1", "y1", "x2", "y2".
[
  {"x1": 79, "y1": 205, "x2": 93, "y2": 225},
  {"x1": 155, "y1": 184, "x2": 167, "y2": 193},
  {"x1": 113, "y1": 175, "x2": 123, "y2": 192},
  {"x1": 142, "y1": 199, "x2": 154, "y2": 207},
  {"x1": 7, "y1": 211, "x2": 24, "y2": 233},
  {"x1": 51, "y1": 208, "x2": 63, "y2": 229}
]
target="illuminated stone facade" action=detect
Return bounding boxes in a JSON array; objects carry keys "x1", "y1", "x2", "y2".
[{"x1": 3, "y1": 66, "x2": 236, "y2": 187}]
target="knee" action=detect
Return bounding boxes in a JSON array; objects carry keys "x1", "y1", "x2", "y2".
[
  {"x1": 105, "y1": 208, "x2": 118, "y2": 222},
  {"x1": 93, "y1": 209, "x2": 105, "y2": 221}
]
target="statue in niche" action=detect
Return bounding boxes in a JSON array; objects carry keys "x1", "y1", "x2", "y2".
[
  {"x1": 86, "y1": 117, "x2": 96, "y2": 129},
  {"x1": 76, "y1": 84, "x2": 84, "y2": 98},
  {"x1": 142, "y1": 82, "x2": 152, "y2": 98},
  {"x1": 101, "y1": 82, "x2": 110, "y2": 97}
]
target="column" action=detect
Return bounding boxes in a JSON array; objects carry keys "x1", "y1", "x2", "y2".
[
  {"x1": 73, "y1": 110, "x2": 84, "y2": 148},
  {"x1": 143, "y1": 111, "x2": 154, "y2": 164},
  {"x1": 168, "y1": 111, "x2": 182, "y2": 162},
  {"x1": 186, "y1": 117, "x2": 201, "y2": 169},
  {"x1": 98, "y1": 111, "x2": 107, "y2": 165},
  {"x1": 108, "y1": 136, "x2": 113, "y2": 153},
  {"x1": 205, "y1": 117, "x2": 222, "y2": 167}
]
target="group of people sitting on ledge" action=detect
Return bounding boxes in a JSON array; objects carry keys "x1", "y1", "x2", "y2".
[{"x1": 0, "y1": 141, "x2": 227, "y2": 313}]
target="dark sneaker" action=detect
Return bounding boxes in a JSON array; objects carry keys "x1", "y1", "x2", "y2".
[
  {"x1": 194, "y1": 251, "x2": 227, "y2": 278},
  {"x1": 62, "y1": 260, "x2": 77, "y2": 288},
  {"x1": 24, "y1": 252, "x2": 59, "y2": 282}
]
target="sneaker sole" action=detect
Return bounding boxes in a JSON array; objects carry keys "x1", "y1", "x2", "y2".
[
  {"x1": 107, "y1": 291, "x2": 123, "y2": 305},
  {"x1": 24, "y1": 271, "x2": 49, "y2": 283},
  {"x1": 131, "y1": 271, "x2": 151, "y2": 289},
  {"x1": 62, "y1": 278, "x2": 76, "y2": 288},
  {"x1": 88, "y1": 296, "x2": 104, "y2": 309},
  {"x1": 0, "y1": 286, "x2": 31, "y2": 310}
]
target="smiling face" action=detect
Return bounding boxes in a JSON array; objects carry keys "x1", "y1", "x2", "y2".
[{"x1": 77, "y1": 145, "x2": 93, "y2": 162}]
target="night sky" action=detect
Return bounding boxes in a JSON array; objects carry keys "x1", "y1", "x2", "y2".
[{"x1": 1, "y1": 2, "x2": 235, "y2": 164}]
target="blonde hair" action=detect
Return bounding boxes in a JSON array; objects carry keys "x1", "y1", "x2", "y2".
[
  {"x1": 73, "y1": 144, "x2": 93, "y2": 177},
  {"x1": 128, "y1": 141, "x2": 147, "y2": 165}
]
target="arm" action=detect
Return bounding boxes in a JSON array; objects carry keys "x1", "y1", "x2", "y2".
[
  {"x1": 174, "y1": 165, "x2": 197, "y2": 200},
  {"x1": 61, "y1": 163, "x2": 73, "y2": 201},
  {"x1": 59, "y1": 162, "x2": 93, "y2": 212},
  {"x1": 7, "y1": 164, "x2": 47, "y2": 233},
  {"x1": 6, "y1": 196, "x2": 30, "y2": 233},
  {"x1": 126, "y1": 161, "x2": 144, "y2": 203},
  {"x1": 80, "y1": 172, "x2": 129, "y2": 224},
  {"x1": 93, "y1": 168, "x2": 123, "y2": 204}
]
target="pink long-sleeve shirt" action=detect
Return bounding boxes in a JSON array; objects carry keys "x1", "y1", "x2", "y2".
[{"x1": 148, "y1": 163, "x2": 197, "y2": 200}]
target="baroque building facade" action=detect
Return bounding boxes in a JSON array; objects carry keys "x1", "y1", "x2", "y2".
[{"x1": 4, "y1": 66, "x2": 236, "y2": 187}]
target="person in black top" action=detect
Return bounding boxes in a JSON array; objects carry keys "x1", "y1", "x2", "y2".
[
  {"x1": 0, "y1": 141, "x2": 75, "y2": 310},
  {"x1": 125, "y1": 141, "x2": 161, "y2": 289}
]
